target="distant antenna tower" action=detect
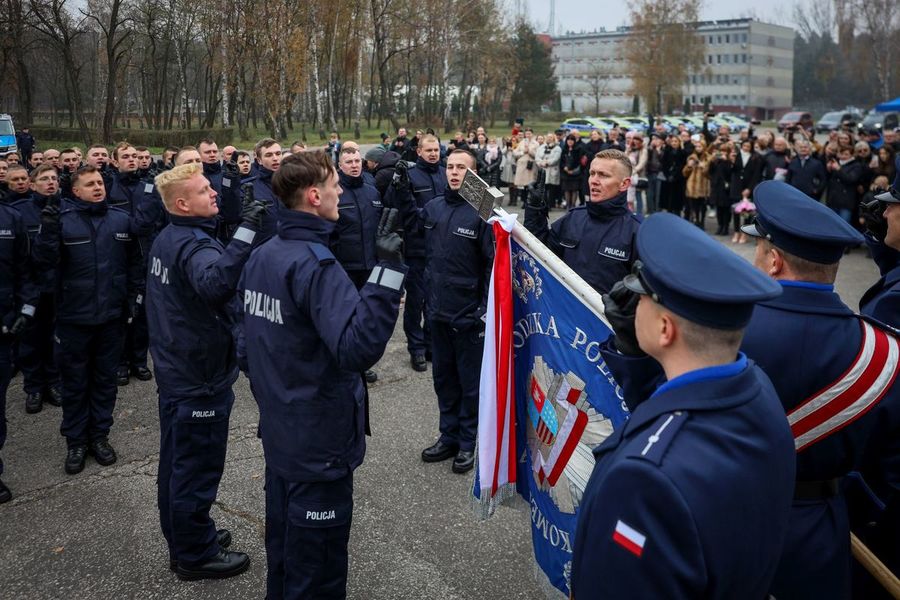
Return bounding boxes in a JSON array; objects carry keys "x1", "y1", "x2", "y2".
[{"x1": 549, "y1": 0, "x2": 556, "y2": 34}]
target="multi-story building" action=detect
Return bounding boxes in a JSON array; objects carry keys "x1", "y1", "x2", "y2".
[{"x1": 552, "y1": 18, "x2": 794, "y2": 120}]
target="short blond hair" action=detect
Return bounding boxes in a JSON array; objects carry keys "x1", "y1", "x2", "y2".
[{"x1": 155, "y1": 163, "x2": 202, "y2": 210}]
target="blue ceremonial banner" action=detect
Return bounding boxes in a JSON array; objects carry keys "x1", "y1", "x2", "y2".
[
  {"x1": 473, "y1": 211, "x2": 630, "y2": 599},
  {"x1": 508, "y1": 236, "x2": 630, "y2": 596}
]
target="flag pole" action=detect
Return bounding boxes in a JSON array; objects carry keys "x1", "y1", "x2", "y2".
[{"x1": 851, "y1": 532, "x2": 900, "y2": 599}]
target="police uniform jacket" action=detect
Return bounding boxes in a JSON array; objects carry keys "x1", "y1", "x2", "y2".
[
  {"x1": 524, "y1": 192, "x2": 641, "y2": 295},
  {"x1": 332, "y1": 171, "x2": 382, "y2": 272},
  {"x1": 32, "y1": 197, "x2": 143, "y2": 326},
  {"x1": 572, "y1": 355, "x2": 795, "y2": 599},
  {"x1": 239, "y1": 210, "x2": 406, "y2": 483},
  {"x1": 106, "y1": 171, "x2": 143, "y2": 214},
  {"x1": 860, "y1": 236, "x2": 900, "y2": 327},
  {"x1": 247, "y1": 165, "x2": 285, "y2": 239},
  {"x1": 388, "y1": 158, "x2": 446, "y2": 258},
  {"x1": 0, "y1": 201, "x2": 38, "y2": 329},
  {"x1": 417, "y1": 189, "x2": 493, "y2": 329},
  {"x1": 12, "y1": 193, "x2": 55, "y2": 293},
  {"x1": 146, "y1": 215, "x2": 258, "y2": 398},
  {"x1": 202, "y1": 161, "x2": 243, "y2": 230}
]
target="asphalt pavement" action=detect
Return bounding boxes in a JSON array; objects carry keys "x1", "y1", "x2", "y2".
[{"x1": 0, "y1": 209, "x2": 882, "y2": 599}]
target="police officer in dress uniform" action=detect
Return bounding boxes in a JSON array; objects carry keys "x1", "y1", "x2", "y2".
[
  {"x1": 12, "y1": 164, "x2": 63, "y2": 414},
  {"x1": 859, "y1": 176, "x2": 900, "y2": 326},
  {"x1": 239, "y1": 151, "x2": 406, "y2": 599},
  {"x1": 333, "y1": 147, "x2": 384, "y2": 384},
  {"x1": 33, "y1": 166, "x2": 143, "y2": 474},
  {"x1": 524, "y1": 149, "x2": 641, "y2": 295},
  {"x1": 0, "y1": 188, "x2": 38, "y2": 502},
  {"x1": 246, "y1": 138, "x2": 286, "y2": 239},
  {"x1": 601, "y1": 181, "x2": 900, "y2": 599},
  {"x1": 572, "y1": 212, "x2": 795, "y2": 599},
  {"x1": 404, "y1": 149, "x2": 494, "y2": 474},
  {"x1": 385, "y1": 134, "x2": 447, "y2": 372},
  {"x1": 146, "y1": 163, "x2": 267, "y2": 580}
]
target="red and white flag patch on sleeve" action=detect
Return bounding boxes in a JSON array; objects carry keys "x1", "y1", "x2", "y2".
[{"x1": 612, "y1": 520, "x2": 647, "y2": 558}]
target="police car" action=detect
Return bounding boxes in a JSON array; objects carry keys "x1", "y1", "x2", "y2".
[{"x1": 0, "y1": 114, "x2": 16, "y2": 154}]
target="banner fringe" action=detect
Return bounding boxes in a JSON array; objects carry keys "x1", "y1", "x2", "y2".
[{"x1": 471, "y1": 483, "x2": 521, "y2": 520}]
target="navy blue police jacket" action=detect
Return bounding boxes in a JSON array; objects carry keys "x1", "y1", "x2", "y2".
[
  {"x1": 386, "y1": 158, "x2": 447, "y2": 258},
  {"x1": 0, "y1": 201, "x2": 38, "y2": 329},
  {"x1": 413, "y1": 188, "x2": 493, "y2": 328},
  {"x1": 572, "y1": 354, "x2": 795, "y2": 599},
  {"x1": 246, "y1": 165, "x2": 286, "y2": 239},
  {"x1": 106, "y1": 170, "x2": 143, "y2": 214},
  {"x1": 32, "y1": 197, "x2": 143, "y2": 325},
  {"x1": 12, "y1": 193, "x2": 55, "y2": 292},
  {"x1": 145, "y1": 215, "x2": 259, "y2": 398},
  {"x1": 239, "y1": 210, "x2": 407, "y2": 482},
  {"x1": 524, "y1": 192, "x2": 641, "y2": 294},
  {"x1": 860, "y1": 235, "x2": 900, "y2": 327},
  {"x1": 202, "y1": 161, "x2": 243, "y2": 230},
  {"x1": 332, "y1": 171, "x2": 383, "y2": 272}
]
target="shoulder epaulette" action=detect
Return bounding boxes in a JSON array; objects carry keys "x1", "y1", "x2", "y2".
[
  {"x1": 308, "y1": 242, "x2": 335, "y2": 265},
  {"x1": 624, "y1": 411, "x2": 689, "y2": 466}
]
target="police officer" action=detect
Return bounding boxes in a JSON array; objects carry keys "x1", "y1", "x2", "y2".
[
  {"x1": 739, "y1": 182, "x2": 900, "y2": 599},
  {"x1": 573, "y1": 212, "x2": 794, "y2": 599},
  {"x1": 147, "y1": 163, "x2": 267, "y2": 580},
  {"x1": 11, "y1": 164, "x2": 62, "y2": 414},
  {"x1": 247, "y1": 138, "x2": 285, "y2": 238},
  {"x1": 859, "y1": 178, "x2": 900, "y2": 326},
  {"x1": 33, "y1": 166, "x2": 143, "y2": 474},
  {"x1": 603, "y1": 182, "x2": 900, "y2": 599},
  {"x1": 239, "y1": 151, "x2": 406, "y2": 598},
  {"x1": 386, "y1": 134, "x2": 446, "y2": 372},
  {"x1": 0, "y1": 182, "x2": 38, "y2": 502},
  {"x1": 333, "y1": 147, "x2": 384, "y2": 384},
  {"x1": 3, "y1": 165, "x2": 32, "y2": 203},
  {"x1": 405, "y1": 149, "x2": 493, "y2": 474},
  {"x1": 524, "y1": 148, "x2": 642, "y2": 295},
  {"x1": 106, "y1": 142, "x2": 156, "y2": 385}
]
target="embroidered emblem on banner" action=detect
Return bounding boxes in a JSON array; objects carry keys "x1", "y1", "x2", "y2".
[{"x1": 512, "y1": 249, "x2": 544, "y2": 303}]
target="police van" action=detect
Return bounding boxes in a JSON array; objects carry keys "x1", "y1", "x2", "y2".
[{"x1": 0, "y1": 114, "x2": 16, "y2": 154}]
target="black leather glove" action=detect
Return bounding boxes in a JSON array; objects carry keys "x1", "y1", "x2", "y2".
[
  {"x1": 860, "y1": 198, "x2": 888, "y2": 242},
  {"x1": 58, "y1": 170, "x2": 72, "y2": 192},
  {"x1": 526, "y1": 184, "x2": 546, "y2": 209},
  {"x1": 240, "y1": 182, "x2": 255, "y2": 208},
  {"x1": 391, "y1": 161, "x2": 411, "y2": 196},
  {"x1": 9, "y1": 313, "x2": 32, "y2": 336},
  {"x1": 375, "y1": 208, "x2": 404, "y2": 265},
  {"x1": 241, "y1": 200, "x2": 268, "y2": 230},
  {"x1": 41, "y1": 194, "x2": 61, "y2": 228},
  {"x1": 223, "y1": 159, "x2": 240, "y2": 178},
  {"x1": 602, "y1": 280, "x2": 644, "y2": 356}
]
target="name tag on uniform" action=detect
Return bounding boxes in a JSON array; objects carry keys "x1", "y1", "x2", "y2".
[
  {"x1": 599, "y1": 245, "x2": 629, "y2": 261},
  {"x1": 144, "y1": 183, "x2": 154, "y2": 194},
  {"x1": 453, "y1": 226, "x2": 477, "y2": 239},
  {"x1": 115, "y1": 232, "x2": 132, "y2": 241},
  {"x1": 0, "y1": 228, "x2": 13, "y2": 239}
]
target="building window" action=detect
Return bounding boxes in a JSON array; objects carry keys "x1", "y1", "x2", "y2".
[
  {"x1": 725, "y1": 54, "x2": 730, "y2": 64},
  {"x1": 716, "y1": 54, "x2": 721, "y2": 64},
  {"x1": 708, "y1": 35, "x2": 714, "y2": 44},
  {"x1": 742, "y1": 53, "x2": 747, "y2": 63},
  {"x1": 768, "y1": 36, "x2": 775, "y2": 46},
  {"x1": 742, "y1": 33, "x2": 748, "y2": 43},
  {"x1": 717, "y1": 35, "x2": 722, "y2": 43},
  {"x1": 725, "y1": 34, "x2": 730, "y2": 43},
  {"x1": 767, "y1": 76, "x2": 774, "y2": 86},
  {"x1": 708, "y1": 55, "x2": 713, "y2": 64}
]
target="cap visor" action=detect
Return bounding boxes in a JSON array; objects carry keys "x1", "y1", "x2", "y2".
[
  {"x1": 622, "y1": 274, "x2": 648, "y2": 295},
  {"x1": 875, "y1": 190, "x2": 900, "y2": 204},
  {"x1": 741, "y1": 222, "x2": 763, "y2": 237}
]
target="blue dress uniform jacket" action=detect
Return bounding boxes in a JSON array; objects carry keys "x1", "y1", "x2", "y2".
[
  {"x1": 33, "y1": 198, "x2": 142, "y2": 325},
  {"x1": 105, "y1": 171, "x2": 143, "y2": 214},
  {"x1": 573, "y1": 355, "x2": 795, "y2": 599},
  {"x1": 201, "y1": 162, "x2": 243, "y2": 234},
  {"x1": 602, "y1": 282, "x2": 900, "y2": 600},
  {"x1": 146, "y1": 215, "x2": 257, "y2": 397},
  {"x1": 332, "y1": 171, "x2": 382, "y2": 273},
  {"x1": 860, "y1": 236, "x2": 900, "y2": 327},
  {"x1": 239, "y1": 210, "x2": 406, "y2": 483},
  {"x1": 12, "y1": 194, "x2": 54, "y2": 291},
  {"x1": 524, "y1": 193, "x2": 641, "y2": 295}
]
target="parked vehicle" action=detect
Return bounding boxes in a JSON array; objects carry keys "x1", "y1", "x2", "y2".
[
  {"x1": 815, "y1": 111, "x2": 863, "y2": 134},
  {"x1": 0, "y1": 114, "x2": 16, "y2": 155},
  {"x1": 559, "y1": 117, "x2": 614, "y2": 136},
  {"x1": 862, "y1": 112, "x2": 900, "y2": 133},
  {"x1": 777, "y1": 111, "x2": 814, "y2": 133}
]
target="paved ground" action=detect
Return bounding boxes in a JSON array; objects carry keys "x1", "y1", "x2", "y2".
[{"x1": 0, "y1": 209, "x2": 882, "y2": 599}]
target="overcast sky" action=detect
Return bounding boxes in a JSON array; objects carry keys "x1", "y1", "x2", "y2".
[{"x1": 524, "y1": 0, "x2": 795, "y2": 35}]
